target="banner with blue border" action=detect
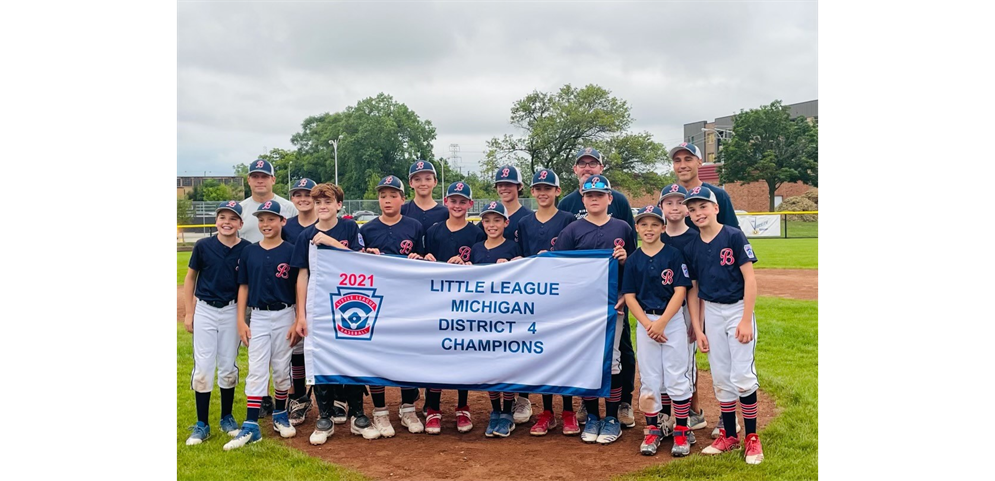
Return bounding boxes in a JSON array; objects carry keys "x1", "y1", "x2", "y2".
[{"x1": 304, "y1": 247, "x2": 617, "y2": 397}]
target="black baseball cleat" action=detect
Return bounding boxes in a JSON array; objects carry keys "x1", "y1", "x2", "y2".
[{"x1": 259, "y1": 396, "x2": 274, "y2": 418}]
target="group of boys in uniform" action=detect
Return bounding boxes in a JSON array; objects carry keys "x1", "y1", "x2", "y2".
[{"x1": 183, "y1": 143, "x2": 764, "y2": 465}]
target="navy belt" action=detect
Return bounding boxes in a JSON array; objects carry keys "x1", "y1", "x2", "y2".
[
  {"x1": 645, "y1": 309, "x2": 667, "y2": 315},
  {"x1": 203, "y1": 299, "x2": 235, "y2": 308},
  {"x1": 256, "y1": 303, "x2": 292, "y2": 311}
]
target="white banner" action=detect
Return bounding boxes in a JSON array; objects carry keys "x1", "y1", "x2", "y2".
[
  {"x1": 303, "y1": 247, "x2": 618, "y2": 397},
  {"x1": 736, "y1": 214, "x2": 782, "y2": 237}
]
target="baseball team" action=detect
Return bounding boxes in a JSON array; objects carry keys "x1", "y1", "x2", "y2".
[{"x1": 182, "y1": 143, "x2": 764, "y2": 465}]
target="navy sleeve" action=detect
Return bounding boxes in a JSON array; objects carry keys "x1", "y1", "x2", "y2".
[
  {"x1": 730, "y1": 228, "x2": 758, "y2": 266},
  {"x1": 673, "y1": 250, "x2": 693, "y2": 288},
  {"x1": 414, "y1": 223, "x2": 427, "y2": 255},
  {"x1": 625, "y1": 225, "x2": 637, "y2": 255},
  {"x1": 188, "y1": 240, "x2": 203, "y2": 271},
  {"x1": 469, "y1": 241, "x2": 487, "y2": 264},
  {"x1": 424, "y1": 224, "x2": 438, "y2": 258},
  {"x1": 620, "y1": 257, "x2": 639, "y2": 294},
  {"x1": 682, "y1": 243, "x2": 698, "y2": 281},
  {"x1": 290, "y1": 231, "x2": 309, "y2": 269},
  {"x1": 237, "y1": 248, "x2": 250, "y2": 285},
  {"x1": 349, "y1": 222, "x2": 364, "y2": 251},
  {"x1": 716, "y1": 189, "x2": 741, "y2": 228},
  {"x1": 516, "y1": 219, "x2": 528, "y2": 256},
  {"x1": 614, "y1": 191, "x2": 635, "y2": 229},
  {"x1": 552, "y1": 225, "x2": 575, "y2": 251}
]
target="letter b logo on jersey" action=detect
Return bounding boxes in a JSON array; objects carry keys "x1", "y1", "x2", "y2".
[
  {"x1": 330, "y1": 287, "x2": 383, "y2": 341},
  {"x1": 399, "y1": 239, "x2": 413, "y2": 254},
  {"x1": 719, "y1": 248, "x2": 735, "y2": 266},
  {"x1": 275, "y1": 263, "x2": 290, "y2": 279},
  {"x1": 661, "y1": 269, "x2": 674, "y2": 285}
]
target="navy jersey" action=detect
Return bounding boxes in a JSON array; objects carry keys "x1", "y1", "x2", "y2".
[
  {"x1": 359, "y1": 216, "x2": 425, "y2": 256},
  {"x1": 188, "y1": 236, "x2": 251, "y2": 304},
  {"x1": 556, "y1": 189, "x2": 635, "y2": 229},
  {"x1": 469, "y1": 238, "x2": 522, "y2": 265},
  {"x1": 553, "y1": 217, "x2": 636, "y2": 287},
  {"x1": 425, "y1": 220, "x2": 486, "y2": 263},
  {"x1": 282, "y1": 215, "x2": 315, "y2": 243},
  {"x1": 662, "y1": 229, "x2": 698, "y2": 253},
  {"x1": 290, "y1": 220, "x2": 364, "y2": 271},
  {"x1": 517, "y1": 210, "x2": 576, "y2": 256},
  {"x1": 401, "y1": 201, "x2": 450, "y2": 231},
  {"x1": 683, "y1": 182, "x2": 740, "y2": 231},
  {"x1": 683, "y1": 225, "x2": 758, "y2": 304},
  {"x1": 237, "y1": 241, "x2": 298, "y2": 308},
  {"x1": 478, "y1": 205, "x2": 533, "y2": 243},
  {"x1": 621, "y1": 246, "x2": 693, "y2": 312}
]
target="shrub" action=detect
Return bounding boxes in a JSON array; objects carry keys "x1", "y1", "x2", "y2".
[{"x1": 777, "y1": 196, "x2": 818, "y2": 221}]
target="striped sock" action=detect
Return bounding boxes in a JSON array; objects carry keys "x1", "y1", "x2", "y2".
[
  {"x1": 502, "y1": 392, "x2": 515, "y2": 414},
  {"x1": 606, "y1": 374, "x2": 622, "y2": 419},
  {"x1": 645, "y1": 412, "x2": 659, "y2": 427},
  {"x1": 274, "y1": 390, "x2": 289, "y2": 412},
  {"x1": 489, "y1": 391, "x2": 501, "y2": 412},
  {"x1": 370, "y1": 386, "x2": 386, "y2": 408},
  {"x1": 246, "y1": 396, "x2": 262, "y2": 422},
  {"x1": 741, "y1": 393, "x2": 758, "y2": 435},
  {"x1": 673, "y1": 398, "x2": 691, "y2": 427},
  {"x1": 720, "y1": 401, "x2": 738, "y2": 438},
  {"x1": 291, "y1": 354, "x2": 306, "y2": 399},
  {"x1": 661, "y1": 393, "x2": 672, "y2": 417}
]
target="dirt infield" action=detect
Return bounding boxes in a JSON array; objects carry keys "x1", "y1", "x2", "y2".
[{"x1": 175, "y1": 269, "x2": 812, "y2": 480}]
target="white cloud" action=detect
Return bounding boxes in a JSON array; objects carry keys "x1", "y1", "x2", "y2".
[{"x1": 178, "y1": 1, "x2": 817, "y2": 176}]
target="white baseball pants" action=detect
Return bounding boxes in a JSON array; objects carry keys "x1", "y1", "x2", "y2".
[
  {"x1": 190, "y1": 301, "x2": 240, "y2": 393},
  {"x1": 703, "y1": 300, "x2": 759, "y2": 402},
  {"x1": 637, "y1": 311, "x2": 693, "y2": 414},
  {"x1": 611, "y1": 310, "x2": 624, "y2": 375},
  {"x1": 245, "y1": 307, "x2": 296, "y2": 398}
]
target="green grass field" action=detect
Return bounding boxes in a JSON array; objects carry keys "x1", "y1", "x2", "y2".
[{"x1": 176, "y1": 241, "x2": 817, "y2": 480}]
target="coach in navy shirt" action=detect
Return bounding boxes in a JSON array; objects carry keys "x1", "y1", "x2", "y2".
[
  {"x1": 669, "y1": 142, "x2": 740, "y2": 230},
  {"x1": 556, "y1": 147, "x2": 635, "y2": 229}
]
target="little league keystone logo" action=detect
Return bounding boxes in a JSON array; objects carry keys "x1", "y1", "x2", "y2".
[{"x1": 330, "y1": 287, "x2": 383, "y2": 341}]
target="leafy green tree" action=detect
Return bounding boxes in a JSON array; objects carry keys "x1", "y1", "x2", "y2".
[
  {"x1": 232, "y1": 163, "x2": 250, "y2": 198},
  {"x1": 717, "y1": 100, "x2": 819, "y2": 211},
  {"x1": 485, "y1": 84, "x2": 666, "y2": 190},
  {"x1": 289, "y1": 93, "x2": 437, "y2": 199},
  {"x1": 177, "y1": 198, "x2": 193, "y2": 225}
]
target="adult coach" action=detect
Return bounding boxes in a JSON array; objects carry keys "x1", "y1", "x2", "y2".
[
  {"x1": 239, "y1": 159, "x2": 298, "y2": 243},
  {"x1": 556, "y1": 147, "x2": 637, "y2": 429},
  {"x1": 669, "y1": 142, "x2": 739, "y2": 230}
]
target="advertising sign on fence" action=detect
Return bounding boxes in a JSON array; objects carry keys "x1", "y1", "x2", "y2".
[{"x1": 736, "y1": 214, "x2": 782, "y2": 237}]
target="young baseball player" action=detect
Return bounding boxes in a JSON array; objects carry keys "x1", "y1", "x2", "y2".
[
  {"x1": 183, "y1": 201, "x2": 252, "y2": 446},
  {"x1": 622, "y1": 205, "x2": 695, "y2": 457},
  {"x1": 289, "y1": 183, "x2": 381, "y2": 443},
  {"x1": 284, "y1": 177, "x2": 318, "y2": 426},
  {"x1": 401, "y1": 160, "x2": 449, "y2": 230},
  {"x1": 358, "y1": 175, "x2": 428, "y2": 436},
  {"x1": 486, "y1": 165, "x2": 535, "y2": 423},
  {"x1": 465, "y1": 201, "x2": 524, "y2": 438},
  {"x1": 658, "y1": 183, "x2": 715, "y2": 435},
  {"x1": 516, "y1": 168, "x2": 580, "y2": 436},
  {"x1": 422, "y1": 181, "x2": 487, "y2": 434},
  {"x1": 223, "y1": 201, "x2": 298, "y2": 450},
  {"x1": 682, "y1": 186, "x2": 763, "y2": 465},
  {"x1": 551, "y1": 175, "x2": 635, "y2": 445}
]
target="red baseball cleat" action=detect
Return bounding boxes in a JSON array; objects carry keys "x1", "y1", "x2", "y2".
[
  {"x1": 530, "y1": 410, "x2": 557, "y2": 436},
  {"x1": 425, "y1": 409, "x2": 442, "y2": 435},
  {"x1": 455, "y1": 406, "x2": 473, "y2": 433},
  {"x1": 744, "y1": 433, "x2": 764, "y2": 465},
  {"x1": 702, "y1": 429, "x2": 741, "y2": 455},
  {"x1": 561, "y1": 410, "x2": 581, "y2": 436}
]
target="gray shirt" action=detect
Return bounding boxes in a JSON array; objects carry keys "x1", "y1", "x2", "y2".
[{"x1": 238, "y1": 195, "x2": 299, "y2": 243}]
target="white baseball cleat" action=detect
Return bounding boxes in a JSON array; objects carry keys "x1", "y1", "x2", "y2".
[
  {"x1": 399, "y1": 403, "x2": 424, "y2": 434},
  {"x1": 657, "y1": 413, "x2": 675, "y2": 437},
  {"x1": 618, "y1": 402, "x2": 636, "y2": 428},
  {"x1": 372, "y1": 408, "x2": 396, "y2": 438},
  {"x1": 223, "y1": 423, "x2": 262, "y2": 451},
  {"x1": 512, "y1": 396, "x2": 533, "y2": 424},
  {"x1": 273, "y1": 412, "x2": 297, "y2": 438},
  {"x1": 350, "y1": 415, "x2": 381, "y2": 440},
  {"x1": 309, "y1": 417, "x2": 334, "y2": 445}
]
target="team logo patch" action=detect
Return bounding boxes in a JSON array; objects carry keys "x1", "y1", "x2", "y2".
[
  {"x1": 459, "y1": 246, "x2": 471, "y2": 261},
  {"x1": 416, "y1": 161, "x2": 424, "y2": 169},
  {"x1": 488, "y1": 201, "x2": 498, "y2": 209},
  {"x1": 744, "y1": 244, "x2": 755, "y2": 259},
  {"x1": 262, "y1": 200, "x2": 273, "y2": 210},
  {"x1": 661, "y1": 269, "x2": 674, "y2": 285},
  {"x1": 227, "y1": 201, "x2": 237, "y2": 207},
  {"x1": 690, "y1": 186, "x2": 701, "y2": 195},
  {"x1": 501, "y1": 168, "x2": 510, "y2": 178},
  {"x1": 719, "y1": 247, "x2": 735, "y2": 266},
  {"x1": 298, "y1": 178, "x2": 308, "y2": 187},
  {"x1": 539, "y1": 170, "x2": 548, "y2": 180},
  {"x1": 385, "y1": 175, "x2": 394, "y2": 184},
  {"x1": 584, "y1": 147, "x2": 593, "y2": 154},
  {"x1": 330, "y1": 287, "x2": 383, "y2": 341},
  {"x1": 455, "y1": 182, "x2": 464, "y2": 192},
  {"x1": 644, "y1": 205, "x2": 654, "y2": 212},
  {"x1": 681, "y1": 263, "x2": 689, "y2": 278},
  {"x1": 275, "y1": 263, "x2": 290, "y2": 279},
  {"x1": 399, "y1": 239, "x2": 413, "y2": 254},
  {"x1": 256, "y1": 160, "x2": 265, "y2": 168}
]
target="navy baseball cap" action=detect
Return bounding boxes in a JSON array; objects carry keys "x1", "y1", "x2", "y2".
[
  {"x1": 408, "y1": 160, "x2": 437, "y2": 179},
  {"x1": 445, "y1": 181, "x2": 472, "y2": 200},
  {"x1": 581, "y1": 175, "x2": 612, "y2": 194},
  {"x1": 531, "y1": 168, "x2": 560, "y2": 187},
  {"x1": 480, "y1": 200, "x2": 508, "y2": 219},
  {"x1": 668, "y1": 142, "x2": 702, "y2": 160},
  {"x1": 215, "y1": 200, "x2": 243, "y2": 219},
  {"x1": 248, "y1": 159, "x2": 275, "y2": 176},
  {"x1": 575, "y1": 147, "x2": 603, "y2": 164},
  {"x1": 290, "y1": 177, "x2": 317, "y2": 193},
  {"x1": 658, "y1": 183, "x2": 689, "y2": 203},
  {"x1": 376, "y1": 175, "x2": 405, "y2": 193},
  {"x1": 494, "y1": 165, "x2": 523, "y2": 185},
  {"x1": 634, "y1": 205, "x2": 665, "y2": 223},
  {"x1": 682, "y1": 185, "x2": 718, "y2": 205},
  {"x1": 252, "y1": 199, "x2": 286, "y2": 219}
]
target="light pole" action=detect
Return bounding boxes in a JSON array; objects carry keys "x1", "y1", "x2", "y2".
[
  {"x1": 329, "y1": 134, "x2": 343, "y2": 185},
  {"x1": 287, "y1": 160, "x2": 293, "y2": 192}
]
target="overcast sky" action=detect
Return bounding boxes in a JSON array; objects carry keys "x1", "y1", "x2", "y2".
[{"x1": 177, "y1": 1, "x2": 817, "y2": 177}]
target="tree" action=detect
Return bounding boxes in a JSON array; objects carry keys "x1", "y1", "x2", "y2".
[
  {"x1": 289, "y1": 93, "x2": 437, "y2": 199},
  {"x1": 232, "y1": 163, "x2": 250, "y2": 198},
  {"x1": 485, "y1": 84, "x2": 666, "y2": 190},
  {"x1": 177, "y1": 198, "x2": 193, "y2": 225},
  {"x1": 186, "y1": 179, "x2": 241, "y2": 202},
  {"x1": 717, "y1": 100, "x2": 819, "y2": 211}
]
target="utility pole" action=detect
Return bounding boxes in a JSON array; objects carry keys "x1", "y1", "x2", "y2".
[{"x1": 447, "y1": 144, "x2": 461, "y2": 202}]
